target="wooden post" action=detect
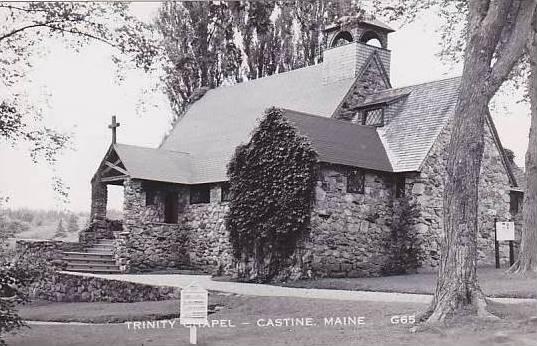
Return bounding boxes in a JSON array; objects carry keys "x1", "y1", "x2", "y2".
[
  {"x1": 189, "y1": 326, "x2": 197, "y2": 345},
  {"x1": 494, "y1": 218, "x2": 500, "y2": 269},
  {"x1": 509, "y1": 241, "x2": 515, "y2": 266}
]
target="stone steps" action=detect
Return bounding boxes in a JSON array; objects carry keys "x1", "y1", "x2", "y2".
[
  {"x1": 85, "y1": 247, "x2": 114, "y2": 253},
  {"x1": 62, "y1": 256, "x2": 117, "y2": 265},
  {"x1": 65, "y1": 264, "x2": 122, "y2": 273},
  {"x1": 63, "y1": 240, "x2": 121, "y2": 274},
  {"x1": 63, "y1": 252, "x2": 114, "y2": 260}
]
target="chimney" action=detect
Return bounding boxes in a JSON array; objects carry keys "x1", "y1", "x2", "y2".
[{"x1": 322, "y1": 17, "x2": 395, "y2": 85}]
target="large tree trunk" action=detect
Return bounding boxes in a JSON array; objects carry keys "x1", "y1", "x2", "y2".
[
  {"x1": 422, "y1": 11, "x2": 505, "y2": 324},
  {"x1": 419, "y1": 1, "x2": 537, "y2": 324},
  {"x1": 509, "y1": 17, "x2": 537, "y2": 275},
  {"x1": 425, "y1": 39, "x2": 491, "y2": 323}
]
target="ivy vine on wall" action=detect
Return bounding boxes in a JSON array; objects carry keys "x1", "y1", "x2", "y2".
[
  {"x1": 385, "y1": 196, "x2": 421, "y2": 274},
  {"x1": 226, "y1": 107, "x2": 317, "y2": 282}
]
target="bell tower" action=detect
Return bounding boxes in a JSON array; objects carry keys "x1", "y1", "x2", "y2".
[
  {"x1": 321, "y1": 17, "x2": 395, "y2": 85},
  {"x1": 324, "y1": 17, "x2": 393, "y2": 49}
]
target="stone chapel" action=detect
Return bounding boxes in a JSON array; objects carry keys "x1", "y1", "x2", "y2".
[{"x1": 74, "y1": 17, "x2": 524, "y2": 277}]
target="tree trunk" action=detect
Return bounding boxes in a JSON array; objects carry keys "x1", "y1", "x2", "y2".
[
  {"x1": 418, "y1": 0, "x2": 537, "y2": 323},
  {"x1": 509, "y1": 17, "x2": 537, "y2": 275},
  {"x1": 423, "y1": 29, "x2": 497, "y2": 324}
]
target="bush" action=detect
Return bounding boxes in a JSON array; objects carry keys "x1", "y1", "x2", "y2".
[
  {"x1": 226, "y1": 108, "x2": 317, "y2": 282},
  {"x1": 1, "y1": 244, "x2": 55, "y2": 344},
  {"x1": 0, "y1": 263, "x2": 27, "y2": 345}
]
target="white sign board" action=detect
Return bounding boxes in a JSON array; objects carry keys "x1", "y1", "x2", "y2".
[
  {"x1": 496, "y1": 222, "x2": 515, "y2": 241},
  {"x1": 180, "y1": 282, "x2": 208, "y2": 326}
]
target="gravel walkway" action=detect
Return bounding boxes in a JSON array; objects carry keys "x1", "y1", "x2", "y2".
[{"x1": 61, "y1": 271, "x2": 535, "y2": 305}]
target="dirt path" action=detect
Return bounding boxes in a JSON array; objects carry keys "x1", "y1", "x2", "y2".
[{"x1": 61, "y1": 271, "x2": 535, "y2": 305}]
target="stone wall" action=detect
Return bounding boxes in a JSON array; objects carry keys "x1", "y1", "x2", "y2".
[
  {"x1": 16, "y1": 240, "x2": 86, "y2": 269},
  {"x1": 119, "y1": 178, "x2": 234, "y2": 274},
  {"x1": 116, "y1": 222, "x2": 190, "y2": 272},
  {"x1": 182, "y1": 201, "x2": 234, "y2": 275},
  {"x1": 405, "y1": 121, "x2": 513, "y2": 269},
  {"x1": 298, "y1": 164, "x2": 407, "y2": 278},
  {"x1": 122, "y1": 178, "x2": 188, "y2": 228},
  {"x1": 29, "y1": 272, "x2": 179, "y2": 303},
  {"x1": 79, "y1": 219, "x2": 122, "y2": 244}
]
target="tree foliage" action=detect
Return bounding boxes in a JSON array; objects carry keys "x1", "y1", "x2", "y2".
[
  {"x1": 377, "y1": 0, "x2": 531, "y2": 97},
  {"x1": 225, "y1": 108, "x2": 317, "y2": 282},
  {"x1": 150, "y1": 1, "x2": 365, "y2": 119},
  {"x1": 0, "y1": 2, "x2": 151, "y2": 200},
  {"x1": 0, "y1": 249, "x2": 55, "y2": 345}
]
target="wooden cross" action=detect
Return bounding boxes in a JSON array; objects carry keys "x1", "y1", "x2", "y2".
[{"x1": 108, "y1": 116, "x2": 120, "y2": 144}]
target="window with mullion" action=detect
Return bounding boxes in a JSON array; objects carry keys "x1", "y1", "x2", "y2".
[{"x1": 363, "y1": 107, "x2": 384, "y2": 126}]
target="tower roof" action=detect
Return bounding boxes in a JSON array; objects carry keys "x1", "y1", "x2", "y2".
[{"x1": 324, "y1": 17, "x2": 395, "y2": 33}]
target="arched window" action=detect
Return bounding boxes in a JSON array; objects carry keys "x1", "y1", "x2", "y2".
[
  {"x1": 331, "y1": 31, "x2": 353, "y2": 48},
  {"x1": 360, "y1": 31, "x2": 383, "y2": 48}
]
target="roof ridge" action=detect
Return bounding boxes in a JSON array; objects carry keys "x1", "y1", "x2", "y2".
[
  {"x1": 115, "y1": 143, "x2": 191, "y2": 155},
  {"x1": 207, "y1": 64, "x2": 320, "y2": 93}
]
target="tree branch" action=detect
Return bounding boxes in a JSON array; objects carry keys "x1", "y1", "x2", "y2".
[
  {"x1": 43, "y1": 24, "x2": 115, "y2": 47},
  {"x1": 479, "y1": 0, "x2": 513, "y2": 41},
  {"x1": 0, "y1": 4, "x2": 48, "y2": 13},
  {"x1": 0, "y1": 22, "x2": 57, "y2": 42},
  {"x1": 0, "y1": 20, "x2": 115, "y2": 48},
  {"x1": 488, "y1": 1, "x2": 537, "y2": 95},
  {"x1": 469, "y1": 0, "x2": 491, "y2": 27}
]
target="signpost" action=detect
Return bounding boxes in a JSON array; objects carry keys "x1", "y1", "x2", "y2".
[
  {"x1": 180, "y1": 282, "x2": 208, "y2": 345},
  {"x1": 494, "y1": 221, "x2": 516, "y2": 268}
]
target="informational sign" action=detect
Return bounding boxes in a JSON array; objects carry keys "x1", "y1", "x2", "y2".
[
  {"x1": 496, "y1": 221, "x2": 515, "y2": 241},
  {"x1": 180, "y1": 282, "x2": 208, "y2": 326}
]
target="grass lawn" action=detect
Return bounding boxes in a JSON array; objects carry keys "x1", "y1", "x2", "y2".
[
  {"x1": 279, "y1": 266, "x2": 537, "y2": 298},
  {"x1": 5, "y1": 296, "x2": 537, "y2": 346},
  {"x1": 16, "y1": 292, "x2": 236, "y2": 323}
]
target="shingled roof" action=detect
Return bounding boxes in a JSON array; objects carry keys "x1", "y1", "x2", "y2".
[
  {"x1": 159, "y1": 64, "x2": 356, "y2": 183},
  {"x1": 283, "y1": 109, "x2": 393, "y2": 172},
  {"x1": 98, "y1": 65, "x2": 515, "y2": 187},
  {"x1": 107, "y1": 75, "x2": 465, "y2": 184},
  {"x1": 375, "y1": 77, "x2": 462, "y2": 172},
  {"x1": 113, "y1": 144, "x2": 192, "y2": 184}
]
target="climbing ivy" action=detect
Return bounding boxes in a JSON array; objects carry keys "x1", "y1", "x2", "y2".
[
  {"x1": 385, "y1": 196, "x2": 422, "y2": 274},
  {"x1": 226, "y1": 107, "x2": 317, "y2": 282}
]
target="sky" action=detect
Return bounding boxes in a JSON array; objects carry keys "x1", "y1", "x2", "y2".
[{"x1": 0, "y1": 2, "x2": 531, "y2": 212}]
